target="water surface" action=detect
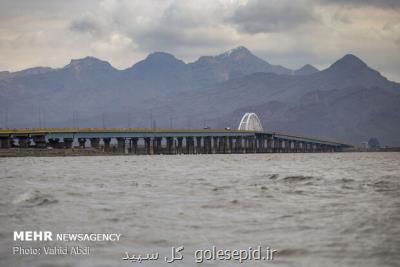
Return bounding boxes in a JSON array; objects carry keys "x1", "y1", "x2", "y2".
[{"x1": 0, "y1": 153, "x2": 399, "y2": 266}]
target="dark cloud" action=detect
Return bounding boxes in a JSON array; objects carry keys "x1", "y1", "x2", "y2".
[
  {"x1": 230, "y1": 0, "x2": 317, "y2": 34},
  {"x1": 69, "y1": 16, "x2": 102, "y2": 36}
]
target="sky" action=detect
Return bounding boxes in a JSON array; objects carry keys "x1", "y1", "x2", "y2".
[{"x1": 0, "y1": 0, "x2": 399, "y2": 81}]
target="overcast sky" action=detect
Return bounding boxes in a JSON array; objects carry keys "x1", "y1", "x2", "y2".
[{"x1": 0, "y1": 0, "x2": 399, "y2": 81}]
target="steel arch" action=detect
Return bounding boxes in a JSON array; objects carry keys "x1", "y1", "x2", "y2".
[{"x1": 238, "y1": 113, "x2": 263, "y2": 131}]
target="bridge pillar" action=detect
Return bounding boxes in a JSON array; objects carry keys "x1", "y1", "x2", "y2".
[
  {"x1": 250, "y1": 136, "x2": 256, "y2": 153},
  {"x1": 48, "y1": 138, "x2": 60, "y2": 148},
  {"x1": 284, "y1": 140, "x2": 290, "y2": 153},
  {"x1": 266, "y1": 138, "x2": 272, "y2": 153},
  {"x1": 202, "y1": 137, "x2": 209, "y2": 154},
  {"x1": 144, "y1": 137, "x2": 154, "y2": 155},
  {"x1": 234, "y1": 136, "x2": 243, "y2": 153},
  {"x1": 177, "y1": 137, "x2": 183, "y2": 154},
  {"x1": 63, "y1": 138, "x2": 73, "y2": 149},
  {"x1": 166, "y1": 137, "x2": 175, "y2": 154},
  {"x1": 293, "y1": 141, "x2": 299, "y2": 153},
  {"x1": 275, "y1": 139, "x2": 281, "y2": 153},
  {"x1": 271, "y1": 138, "x2": 277, "y2": 153},
  {"x1": 90, "y1": 138, "x2": 100, "y2": 149},
  {"x1": 212, "y1": 137, "x2": 218, "y2": 154},
  {"x1": 18, "y1": 137, "x2": 30, "y2": 148},
  {"x1": 0, "y1": 137, "x2": 11, "y2": 149},
  {"x1": 323, "y1": 144, "x2": 327, "y2": 152},
  {"x1": 257, "y1": 136, "x2": 264, "y2": 153},
  {"x1": 185, "y1": 137, "x2": 194, "y2": 154},
  {"x1": 196, "y1": 137, "x2": 202, "y2": 154},
  {"x1": 78, "y1": 138, "x2": 86, "y2": 148},
  {"x1": 310, "y1": 143, "x2": 315, "y2": 152},
  {"x1": 282, "y1": 139, "x2": 287, "y2": 153},
  {"x1": 291, "y1": 141, "x2": 295, "y2": 152},
  {"x1": 116, "y1": 138, "x2": 125, "y2": 153},
  {"x1": 154, "y1": 137, "x2": 162, "y2": 154},
  {"x1": 131, "y1": 138, "x2": 138, "y2": 154},
  {"x1": 262, "y1": 137, "x2": 267, "y2": 153},
  {"x1": 103, "y1": 138, "x2": 111, "y2": 152},
  {"x1": 32, "y1": 135, "x2": 47, "y2": 148},
  {"x1": 220, "y1": 137, "x2": 226, "y2": 154},
  {"x1": 301, "y1": 142, "x2": 307, "y2": 153},
  {"x1": 227, "y1": 137, "x2": 233, "y2": 154},
  {"x1": 255, "y1": 136, "x2": 260, "y2": 153},
  {"x1": 243, "y1": 136, "x2": 250, "y2": 153},
  {"x1": 215, "y1": 137, "x2": 220, "y2": 153}
]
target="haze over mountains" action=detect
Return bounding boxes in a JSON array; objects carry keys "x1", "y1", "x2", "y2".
[{"x1": 0, "y1": 46, "x2": 399, "y2": 146}]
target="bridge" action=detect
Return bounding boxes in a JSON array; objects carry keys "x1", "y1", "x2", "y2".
[{"x1": 0, "y1": 113, "x2": 351, "y2": 154}]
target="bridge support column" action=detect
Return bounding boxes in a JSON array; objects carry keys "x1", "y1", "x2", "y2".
[
  {"x1": 277, "y1": 139, "x2": 282, "y2": 153},
  {"x1": 63, "y1": 138, "x2": 73, "y2": 149},
  {"x1": 212, "y1": 137, "x2": 218, "y2": 154},
  {"x1": 90, "y1": 138, "x2": 100, "y2": 149},
  {"x1": 250, "y1": 136, "x2": 256, "y2": 153},
  {"x1": 227, "y1": 137, "x2": 233, "y2": 154},
  {"x1": 48, "y1": 138, "x2": 60, "y2": 148},
  {"x1": 18, "y1": 137, "x2": 30, "y2": 148},
  {"x1": 154, "y1": 137, "x2": 162, "y2": 154},
  {"x1": 244, "y1": 137, "x2": 249, "y2": 153},
  {"x1": 144, "y1": 137, "x2": 154, "y2": 155},
  {"x1": 131, "y1": 138, "x2": 138, "y2": 154},
  {"x1": 219, "y1": 136, "x2": 228, "y2": 154},
  {"x1": 289, "y1": 141, "x2": 294, "y2": 152},
  {"x1": 293, "y1": 141, "x2": 299, "y2": 153},
  {"x1": 117, "y1": 138, "x2": 125, "y2": 153},
  {"x1": 204, "y1": 137, "x2": 212, "y2": 154},
  {"x1": 32, "y1": 135, "x2": 47, "y2": 148},
  {"x1": 177, "y1": 137, "x2": 183, "y2": 154},
  {"x1": 266, "y1": 138, "x2": 272, "y2": 153},
  {"x1": 233, "y1": 137, "x2": 239, "y2": 153},
  {"x1": 186, "y1": 137, "x2": 194, "y2": 154},
  {"x1": 215, "y1": 137, "x2": 221, "y2": 153},
  {"x1": 196, "y1": 137, "x2": 202, "y2": 154},
  {"x1": 166, "y1": 137, "x2": 175, "y2": 154},
  {"x1": 103, "y1": 138, "x2": 111, "y2": 152},
  {"x1": 78, "y1": 138, "x2": 86, "y2": 149},
  {"x1": 284, "y1": 140, "x2": 289, "y2": 153},
  {"x1": 261, "y1": 137, "x2": 267, "y2": 153},
  {"x1": 310, "y1": 143, "x2": 315, "y2": 153},
  {"x1": 0, "y1": 137, "x2": 11, "y2": 149},
  {"x1": 256, "y1": 136, "x2": 262, "y2": 153}
]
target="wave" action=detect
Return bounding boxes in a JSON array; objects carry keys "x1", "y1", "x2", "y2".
[
  {"x1": 13, "y1": 190, "x2": 58, "y2": 207},
  {"x1": 282, "y1": 175, "x2": 314, "y2": 182}
]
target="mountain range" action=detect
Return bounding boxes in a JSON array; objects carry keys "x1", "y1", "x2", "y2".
[{"x1": 0, "y1": 46, "x2": 399, "y2": 146}]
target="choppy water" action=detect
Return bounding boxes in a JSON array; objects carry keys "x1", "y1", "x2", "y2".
[{"x1": 0, "y1": 153, "x2": 399, "y2": 267}]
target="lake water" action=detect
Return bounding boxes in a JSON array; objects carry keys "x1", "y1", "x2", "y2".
[{"x1": 0, "y1": 153, "x2": 399, "y2": 267}]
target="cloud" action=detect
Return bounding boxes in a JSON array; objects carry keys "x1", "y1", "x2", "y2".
[
  {"x1": 230, "y1": 0, "x2": 318, "y2": 33},
  {"x1": 318, "y1": 0, "x2": 400, "y2": 9},
  {"x1": 0, "y1": 0, "x2": 399, "y2": 81},
  {"x1": 68, "y1": 0, "x2": 241, "y2": 57},
  {"x1": 69, "y1": 14, "x2": 103, "y2": 36}
]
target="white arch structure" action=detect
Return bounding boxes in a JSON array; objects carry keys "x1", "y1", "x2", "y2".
[{"x1": 238, "y1": 113, "x2": 263, "y2": 131}]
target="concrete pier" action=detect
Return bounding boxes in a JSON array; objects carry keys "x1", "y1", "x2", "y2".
[
  {"x1": 103, "y1": 138, "x2": 111, "y2": 152},
  {"x1": 78, "y1": 138, "x2": 86, "y2": 148},
  {"x1": 0, "y1": 137, "x2": 11, "y2": 149},
  {"x1": 90, "y1": 138, "x2": 100, "y2": 149}
]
